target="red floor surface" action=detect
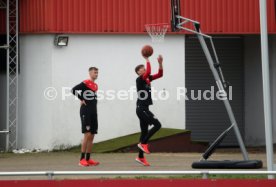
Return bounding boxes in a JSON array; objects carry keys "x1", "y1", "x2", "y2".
[{"x1": 1, "y1": 179, "x2": 276, "y2": 187}]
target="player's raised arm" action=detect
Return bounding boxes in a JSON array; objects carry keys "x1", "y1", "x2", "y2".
[
  {"x1": 151, "y1": 55, "x2": 163, "y2": 80},
  {"x1": 142, "y1": 58, "x2": 151, "y2": 80}
]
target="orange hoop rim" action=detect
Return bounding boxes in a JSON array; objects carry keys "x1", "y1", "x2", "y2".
[{"x1": 145, "y1": 23, "x2": 170, "y2": 27}]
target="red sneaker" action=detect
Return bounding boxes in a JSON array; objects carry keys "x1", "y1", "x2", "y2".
[
  {"x1": 79, "y1": 159, "x2": 89, "y2": 167},
  {"x1": 135, "y1": 157, "x2": 150, "y2": 166},
  {"x1": 137, "y1": 143, "x2": 150, "y2": 154},
  {"x1": 87, "y1": 159, "x2": 99, "y2": 166}
]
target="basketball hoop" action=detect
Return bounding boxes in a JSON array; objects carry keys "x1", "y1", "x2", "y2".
[{"x1": 145, "y1": 23, "x2": 169, "y2": 43}]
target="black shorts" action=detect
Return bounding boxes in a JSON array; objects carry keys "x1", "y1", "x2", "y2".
[
  {"x1": 136, "y1": 105, "x2": 157, "y2": 127},
  {"x1": 80, "y1": 105, "x2": 98, "y2": 134}
]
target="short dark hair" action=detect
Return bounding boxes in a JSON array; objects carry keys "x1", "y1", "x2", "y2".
[
  {"x1": 89, "y1": 67, "x2": 98, "y2": 71},
  {"x1": 135, "y1": 64, "x2": 144, "y2": 74}
]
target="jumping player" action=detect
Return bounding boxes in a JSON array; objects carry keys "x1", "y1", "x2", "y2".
[
  {"x1": 72, "y1": 67, "x2": 100, "y2": 167},
  {"x1": 135, "y1": 55, "x2": 163, "y2": 166}
]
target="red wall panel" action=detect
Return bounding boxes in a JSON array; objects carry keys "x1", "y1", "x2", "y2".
[
  {"x1": 19, "y1": 0, "x2": 171, "y2": 34},
  {"x1": 181, "y1": 0, "x2": 276, "y2": 34},
  {"x1": 0, "y1": 0, "x2": 275, "y2": 34}
]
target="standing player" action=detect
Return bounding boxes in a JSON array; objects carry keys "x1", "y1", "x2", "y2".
[
  {"x1": 72, "y1": 67, "x2": 100, "y2": 167},
  {"x1": 135, "y1": 49, "x2": 163, "y2": 166}
]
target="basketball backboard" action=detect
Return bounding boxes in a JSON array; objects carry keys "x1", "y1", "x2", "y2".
[{"x1": 171, "y1": 0, "x2": 181, "y2": 32}]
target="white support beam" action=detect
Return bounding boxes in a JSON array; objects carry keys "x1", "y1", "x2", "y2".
[{"x1": 259, "y1": 0, "x2": 275, "y2": 177}]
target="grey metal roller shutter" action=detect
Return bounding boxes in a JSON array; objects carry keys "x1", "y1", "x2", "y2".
[
  {"x1": 185, "y1": 36, "x2": 244, "y2": 146},
  {"x1": 0, "y1": 35, "x2": 7, "y2": 151}
]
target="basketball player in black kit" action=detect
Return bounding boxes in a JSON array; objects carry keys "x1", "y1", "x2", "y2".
[
  {"x1": 135, "y1": 55, "x2": 163, "y2": 166},
  {"x1": 72, "y1": 67, "x2": 100, "y2": 167}
]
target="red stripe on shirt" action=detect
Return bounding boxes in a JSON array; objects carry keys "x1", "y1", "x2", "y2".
[{"x1": 83, "y1": 79, "x2": 98, "y2": 92}]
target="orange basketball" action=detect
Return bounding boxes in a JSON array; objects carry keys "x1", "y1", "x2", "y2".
[{"x1": 141, "y1": 45, "x2": 154, "y2": 58}]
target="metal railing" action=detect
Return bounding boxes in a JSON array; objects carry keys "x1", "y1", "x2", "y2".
[
  {"x1": 0, "y1": 131, "x2": 10, "y2": 134},
  {"x1": 0, "y1": 171, "x2": 276, "y2": 180},
  {"x1": 0, "y1": 45, "x2": 9, "y2": 49}
]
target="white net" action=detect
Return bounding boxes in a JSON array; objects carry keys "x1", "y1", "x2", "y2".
[{"x1": 145, "y1": 23, "x2": 169, "y2": 43}]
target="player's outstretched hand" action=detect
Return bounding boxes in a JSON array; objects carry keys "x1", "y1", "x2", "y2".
[
  {"x1": 157, "y1": 55, "x2": 163, "y2": 64},
  {"x1": 143, "y1": 55, "x2": 149, "y2": 61}
]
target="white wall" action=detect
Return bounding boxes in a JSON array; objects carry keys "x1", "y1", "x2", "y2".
[
  {"x1": 19, "y1": 34, "x2": 185, "y2": 150},
  {"x1": 19, "y1": 35, "x2": 54, "y2": 149},
  {"x1": 244, "y1": 35, "x2": 276, "y2": 146}
]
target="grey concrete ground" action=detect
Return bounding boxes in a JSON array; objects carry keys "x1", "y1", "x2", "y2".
[{"x1": 0, "y1": 150, "x2": 275, "y2": 180}]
